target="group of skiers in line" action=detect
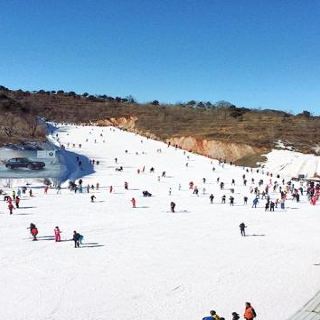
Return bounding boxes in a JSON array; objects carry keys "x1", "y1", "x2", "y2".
[
  {"x1": 27, "y1": 223, "x2": 83, "y2": 247},
  {"x1": 202, "y1": 302, "x2": 256, "y2": 320}
]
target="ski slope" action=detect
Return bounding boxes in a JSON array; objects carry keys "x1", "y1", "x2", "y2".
[
  {"x1": 0, "y1": 124, "x2": 320, "y2": 320},
  {"x1": 263, "y1": 149, "x2": 320, "y2": 179}
]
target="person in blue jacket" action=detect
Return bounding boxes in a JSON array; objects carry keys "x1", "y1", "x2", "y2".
[{"x1": 202, "y1": 310, "x2": 221, "y2": 320}]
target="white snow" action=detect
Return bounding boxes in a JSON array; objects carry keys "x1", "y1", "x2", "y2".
[
  {"x1": 262, "y1": 149, "x2": 320, "y2": 178},
  {"x1": 1, "y1": 124, "x2": 320, "y2": 320}
]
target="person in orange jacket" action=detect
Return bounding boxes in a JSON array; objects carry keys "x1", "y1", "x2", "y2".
[{"x1": 244, "y1": 302, "x2": 256, "y2": 320}]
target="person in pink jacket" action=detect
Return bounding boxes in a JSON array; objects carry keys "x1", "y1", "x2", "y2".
[{"x1": 54, "y1": 226, "x2": 62, "y2": 242}]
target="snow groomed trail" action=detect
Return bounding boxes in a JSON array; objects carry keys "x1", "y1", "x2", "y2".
[
  {"x1": 288, "y1": 289, "x2": 320, "y2": 320},
  {"x1": 0, "y1": 124, "x2": 320, "y2": 320}
]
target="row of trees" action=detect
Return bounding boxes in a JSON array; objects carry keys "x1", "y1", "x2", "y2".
[{"x1": 0, "y1": 85, "x2": 314, "y2": 117}]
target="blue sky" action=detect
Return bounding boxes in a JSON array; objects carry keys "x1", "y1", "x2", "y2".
[{"x1": 0, "y1": 0, "x2": 319, "y2": 114}]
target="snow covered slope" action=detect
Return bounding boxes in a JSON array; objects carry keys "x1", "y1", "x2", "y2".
[
  {"x1": 0, "y1": 124, "x2": 319, "y2": 320},
  {"x1": 262, "y1": 149, "x2": 320, "y2": 179}
]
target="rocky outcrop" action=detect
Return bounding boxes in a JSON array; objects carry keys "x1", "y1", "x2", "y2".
[
  {"x1": 166, "y1": 136, "x2": 267, "y2": 162},
  {"x1": 94, "y1": 117, "x2": 267, "y2": 164},
  {"x1": 95, "y1": 116, "x2": 138, "y2": 130}
]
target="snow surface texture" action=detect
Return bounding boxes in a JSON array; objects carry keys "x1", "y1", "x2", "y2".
[
  {"x1": 1, "y1": 124, "x2": 319, "y2": 320},
  {"x1": 263, "y1": 149, "x2": 320, "y2": 179}
]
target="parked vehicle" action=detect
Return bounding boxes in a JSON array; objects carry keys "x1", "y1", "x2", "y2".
[{"x1": 5, "y1": 158, "x2": 45, "y2": 170}]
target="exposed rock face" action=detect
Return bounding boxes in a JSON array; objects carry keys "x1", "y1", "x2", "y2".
[
  {"x1": 94, "y1": 117, "x2": 267, "y2": 163},
  {"x1": 166, "y1": 136, "x2": 267, "y2": 162},
  {"x1": 95, "y1": 116, "x2": 138, "y2": 130}
]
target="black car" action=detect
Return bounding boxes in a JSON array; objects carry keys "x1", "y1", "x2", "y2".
[{"x1": 5, "y1": 158, "x2": 45, "y2": 170}]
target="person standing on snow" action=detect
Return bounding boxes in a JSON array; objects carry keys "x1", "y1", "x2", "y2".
[
  {"x1": 29, "y1": 223, "x2": 38, "y2": 241},
  {"x1": 170, "y1": 201, "x2": 176, "y2": 213},
  {"x1": 231, "y1": 312, "x2": 240, "y2": 320},
  {"x1": 73, "y1": 231, "x2": 80, "y2": 248},
  {"x1": 202, "y1": 310, "x2": 221, "y2": 320},
  {"x1": 209, "y1": 194, "x2": 214, "y2": 204},
  {"x1": 90, "y1": 195, "x2": 96, "y2": 202},
  {"x1": 15, "y1": 196, "x2": 20, "y2": 208},
  {"x1": 252, "y1": 197, "x2": 258, "y2": 208},
  {"x1": 8, "y1": 202, "x2": 15, "y2": 215},
  {"x1": 131, "y1": 197, "x2": 136, "y2": 208},
  {"x1": 243, "y1": 302, "x2": 256, "y2": 320},
  {"x1": 239, "y1": 223, "x2": 247, "y2": 237},
  {"x1": 54, "y1": 226, "x2": 62, "y2": 242}
]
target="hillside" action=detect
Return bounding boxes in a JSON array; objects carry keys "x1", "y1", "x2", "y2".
[{"x1": 0, "y1": 86, "x2": 319, "y2": 165}]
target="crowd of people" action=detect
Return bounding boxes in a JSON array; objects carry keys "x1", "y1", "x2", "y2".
[{"x1": 1, "y1": 124, "x2": 319, "y2": 319}]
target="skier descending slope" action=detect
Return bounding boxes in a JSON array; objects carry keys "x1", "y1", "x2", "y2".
[
  {"x1": 73, "y1": 231, "x2": 81, "y2": 248},
  {"x1": 54, "y1": 226, "x2": 62, "y2": 242},
  {"x1": 239, "y1": 223, "x2": 247, "y2": 237}
]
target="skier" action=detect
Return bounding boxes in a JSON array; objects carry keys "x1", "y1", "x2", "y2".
[
  {"x1": 90, "y1": 195, "x2": 96, "y2": 202},
  {"x1": 29, "y1": 189, "x2": 33, "y2": 197},
  {"x1": 131, "y1": 197, "x2": 136, "y2": 208},
  {"x1": 15, "y1": 196, "x2": 20, "y2": 208},
  {"x1": 96, "y1": 182, "x2": 99, "y2": 190},
  {"x1": 29, "y1": 223, "x2": 38, "y2": 241},
  {"x1": 243, "y1": 302, "x2": 256, "y2": 320},
  {"x1": 229, "y1": 196, "x2": 234, "y2": 206},
  {"x1": 109, "y1": 185, "x2": 113, "y2": 193},
  {"x1": 252, "y1": 197, "x2": 258, "y2": 208},
  {"x1": 169, "y1": 188, "x2": 172, "y2": 196},
  {"x1": 232, "y1": 312, "x2": 240, "y2": 320},
  {"x1": 221, "y1": 195, "x2": 226, "y2": 204},
  {"x1": 270, "y1": 201, "x2": 275, "y2": 211},
  {"x1": 73, "y1": 231, "x2": 80, "y2": 248},
  {"x1": 202, "y1": 310, "x2": 221, "y2": 320},
  {"x1": 244, "y1": 196, "x2": 248, "y2": 205},
  {"x1": 239, "y1": 223, "x2": 246, "y2": 237},
  {"x1": 170, "y1": 201, "x2": 176, "y2": 213},
  {"x1": 8, "y1": 202, "x2": 15, "y2": 214},
  {"x1": 54, "y1": 226, "x2": 62, "y2": 242},
  {"x1": 265, "y1": 201, "x2": 270, "y2": 211},
  {"x1": 209, "y1": 194, "x2": 214, "y2": 204},
  {"x1": 124, "y1": 181, "x2": 128, "y2": 190}
]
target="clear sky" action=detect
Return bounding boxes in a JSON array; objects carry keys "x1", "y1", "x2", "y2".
[{"x1": 0, "y1": 0, "x2": 319, "y2": 114}]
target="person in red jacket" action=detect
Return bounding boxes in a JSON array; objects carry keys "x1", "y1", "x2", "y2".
[
  {"x1": 29, "y1": 223, "x2": 38, "y2": 241},
  {"x1": 131, "y1": 197, "x2": 136, "y2": 208},
  {"x1": 244, "y1": 302, "x2": 256, "y2": 320},
  {"x1": 8, "y1": 202, "x2": 15, "y2": 215}
]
